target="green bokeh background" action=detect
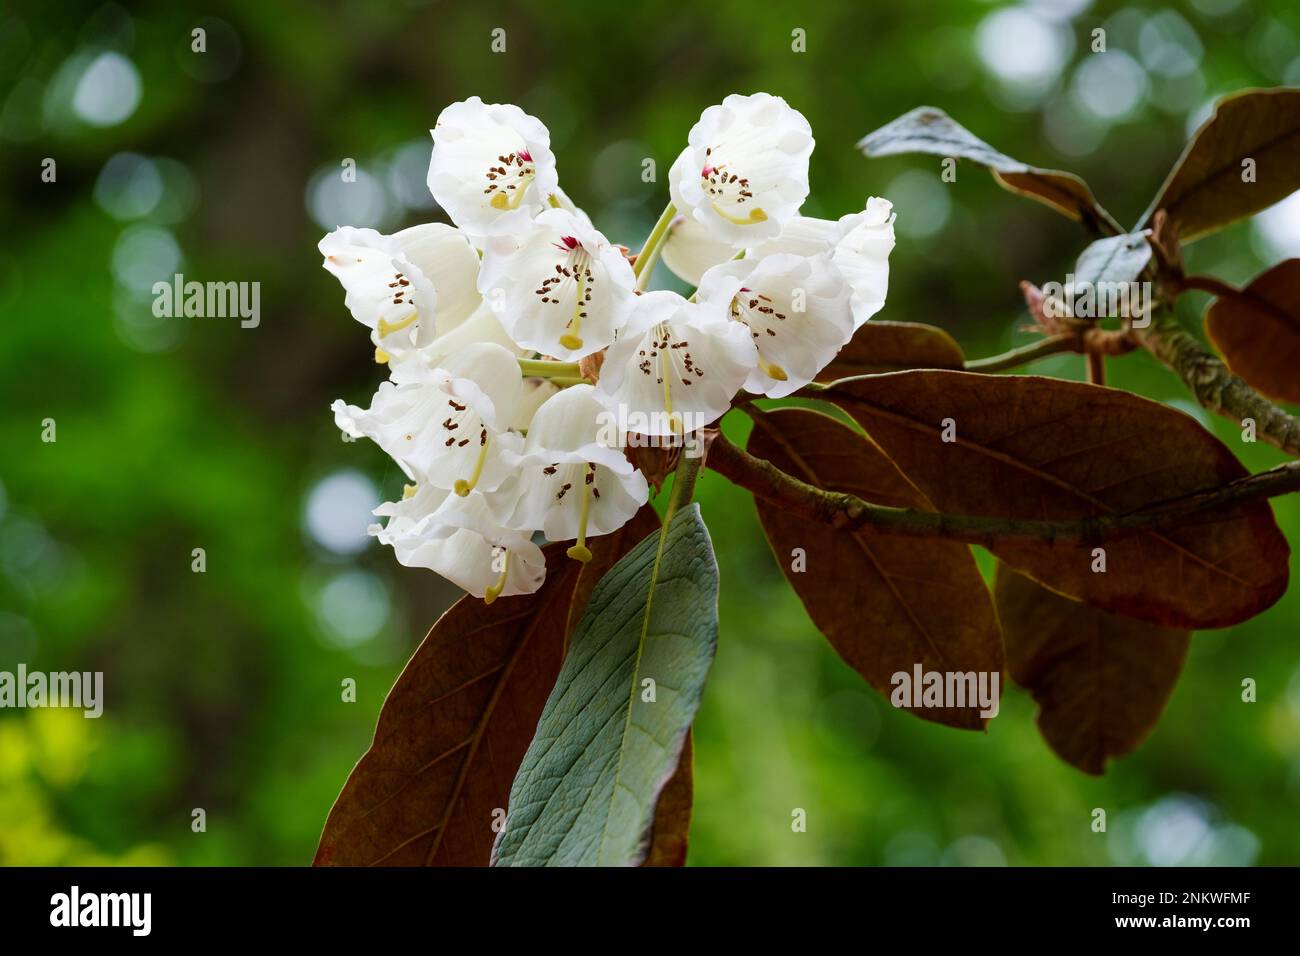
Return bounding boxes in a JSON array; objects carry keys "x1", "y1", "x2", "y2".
[{"x1": 2, "y1": 0, "x2": 1298, "y2": 866}]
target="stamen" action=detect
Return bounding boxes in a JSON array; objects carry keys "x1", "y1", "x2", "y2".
[
  {"x1": 711, "y1": 201, "x2": 768, "y2": 225},
  {"x1": 454, "y1": 431, "x2": 491, "y2": 497},
  {"x1": 484, "y1": 548, "x2": 510, "y2": 604},
  {"x1": 759, "y1": 357, "x2": 788, "y2": 381},
  {"x1": 660, "y1": 345, "x2": 683, "y2": 434},
  {"x1": 566, "y1": 465, "x2": 595, "y2": 563},
  {"x1": 377, "y1": 312, "x2": 420, "y2": 338},
  {"x1": 559, "y1": 267, "x2": 586, "y2": 351},
  {"x1": 489, "y1": 171, "x2": 535, "y2": 210},
  {"x1": 701, "y1": 159, "x2": 766, "y2": 226},
  {"x1": 730, "y1": 293, "x2": 787, "y2": 382}
]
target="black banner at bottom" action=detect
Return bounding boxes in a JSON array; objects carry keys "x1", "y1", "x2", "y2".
[{"x1": 0, "y1": 866, "x2": 1283, "y2": 941}]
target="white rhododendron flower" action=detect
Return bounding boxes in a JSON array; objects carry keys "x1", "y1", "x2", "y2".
[
  {"x1": 749, "y1": 197, "x2": 896, "y2": 328},
  {"x1": 427, "y1": 96, "x2": 559, "y2": 238},
  {"x1": 498, "y1": 385, "x2": 649, "y2": 560},
  {"x1": 669, "y1": 94, "x2": 813, "y2": 247},
  {"x1": 324, "y1": 92, "x2": 894, "y2": 601},
  {"x1": 318, "y1": 227, "x2": 436, "y2": 353},
  {"x1": 597, "y1": 290, "x2": 756, "y2": 437},
  {"x1": 371, "y1": 484, "x2": 545, "y2": 603},
  {"x1": 696, "y1": 253, "x2": 854, "y2": 398},
  {"x1": 333, "y1": 343, "x2": 524, "y2": 495},
  {"x1": 320, "y1": 223, "x2": 482, "y2": 363},
  {"x1": 478, "y1": 208, "x2": 635, "y2": 360}
]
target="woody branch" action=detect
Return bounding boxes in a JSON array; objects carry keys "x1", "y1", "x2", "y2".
[{"x1": 705, "y1": 431, "x2": 1300, "y2": 547}]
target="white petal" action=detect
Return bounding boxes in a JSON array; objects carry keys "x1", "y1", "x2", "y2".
[
  {"x1": 373, "y1": 486, "x2": 545, "y2": 598},
  {"x1": 747, "y1": 213, "x2": 855, "y2": 259},
  {"x1": 332, "y1": 344, "x2": 523, "y2": 491},
  {"x1": 835, "y1": 197, "x2": 896, "y2": 328},
  {"x1": 477, "y1": 208, "x2": 634, "y2": 360},
  {"x1": 547, "y1": 185, "x2": 596, "y2": 232},
  {"x1": 319, "y1": 227, "x2": 436, "y2": 343},
  {"x1": 501, "y1": 458, "x2": 647, "y2": 541},
  {"x1": 522, "y1": 383, "x2": 634, "y2": 473},
  {"x1": 511, "y1": 377, "x2": 560, "y2": 431},
  {"x1": 697, "y1": 253, "x2": 853, "y2": 398},
  {"x1": 437, "y1": 341, "x2": 526, "y2": 432},
  {"x1": 747, "y1": 199, "x2": 895, "y2": 328},
  {"x1": 660, "y1": 193, "x2": 736, "y2": 286},
  {"x1": 597, "y1": 290, "x2": 756, "y2": 436},
  {"x1": 390, "y1": 223, "x2": 482, "y2": 336},
  {"x1": 426, "y1": 96, "x2": 560, "y2": 238},
  {"x1": 671, "y1": 92, "x2": 813, "y2": 247},
  {"x1": 386, "y1": 302, "x2": 525, "y2": 385}
]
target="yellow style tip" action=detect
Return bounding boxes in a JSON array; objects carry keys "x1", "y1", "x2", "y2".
[
  {"x1": 566, "y1": 543, "x2": 593, "y2": 563},
  {"x1": 559, "y1": 333, "x2": 584, "y2": 351},
  {"x1": 374, "y1": 347, "x2": 391, "y2": 364},
  {"x1": 484, "y1": 586, "x2": 503, "y2": 605},
  {"x1": 748, "y1": 207, "x2": 768, "y2": 223},
  {"x1": 402, "y1": 484, "x2": 418, "y2": 499},
  {"x1": 489, "y1": 192, "x2": 510, "y2": 210},
  {"x1": 767, "y1": 363, "x2": 788, "y2": 382},
  {"x1": 453, "y1": 479, "x2": 472, "y2": 497}
]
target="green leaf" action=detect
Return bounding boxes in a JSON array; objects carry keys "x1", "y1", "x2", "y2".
[
  {"x1": 858, "y1": 106, "x2": 1120, "y2": 231},
  {"x1": 1141, "y1": 87, "x2": 1300, "y2": 243},
  {"x1": 492, "y1": 504, "x2": 718, "y2": 867}
]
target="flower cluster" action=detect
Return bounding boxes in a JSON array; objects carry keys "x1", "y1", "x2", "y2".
[{"x1": 323, "y1": 93, "x2": 896, "y2": 601}]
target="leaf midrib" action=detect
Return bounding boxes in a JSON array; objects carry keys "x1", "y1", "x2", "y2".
[
  {"x1": 1148, "y1": 115, "x2": 1300, "y2": 234},
  {"x1": 829, "y1": 385, "x2": 1258, "y2": 589},
  {"x1": 596, "y1": 517, "x2": 674, "y2": 866}
]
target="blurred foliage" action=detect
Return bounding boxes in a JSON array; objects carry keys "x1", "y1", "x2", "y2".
[{"x1": 1, "y1": 0, "x2": 1299, "y2": 866}]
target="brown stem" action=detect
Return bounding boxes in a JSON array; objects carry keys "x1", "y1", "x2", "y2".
[
  {"x1": 1178, "y1": 274, "x2": 1241, "y2": 300},
  {"x1": 1086, "y1": 351, "x2": 1105, "y2": 385},
  {"x1": 964, "y1": 333, "x2": 1078, "y2": 372},
  {"x1": 1137, "y1": 315, "x2": 1300, "y2": 458},
  {"x1": 707, "y1": 431, "x2": 1300, "y2": 547}
]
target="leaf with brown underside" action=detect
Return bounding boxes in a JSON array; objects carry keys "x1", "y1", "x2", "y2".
[
  {"x1": 641, "y1": 731, "x2": 693, "y2": 867},
  {"x1": 314, "y1": 506, "x2": 661, "y2": 867},
  {"x1": 857, "y1": 106, "x2": 1120, "y2": 231},
  {"x1": 1142, "y1": 88, "x2": 1300, "y2": 243},
  {"x1": 823, "y1": 371, "x2": 1290, "y2": 629},
  {"x1": 995, "y1": 564, "x2": 1189, "y2": 775},
  {"x1": 749, "y1": 407, "x2": 1003, "y2": 730},
  {"x1": 1205, "y1": 259, "x2": 1300, "y2": 405},
  {"x1": 817, "y1": 321, "x2": 966, "y2": 381}
]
